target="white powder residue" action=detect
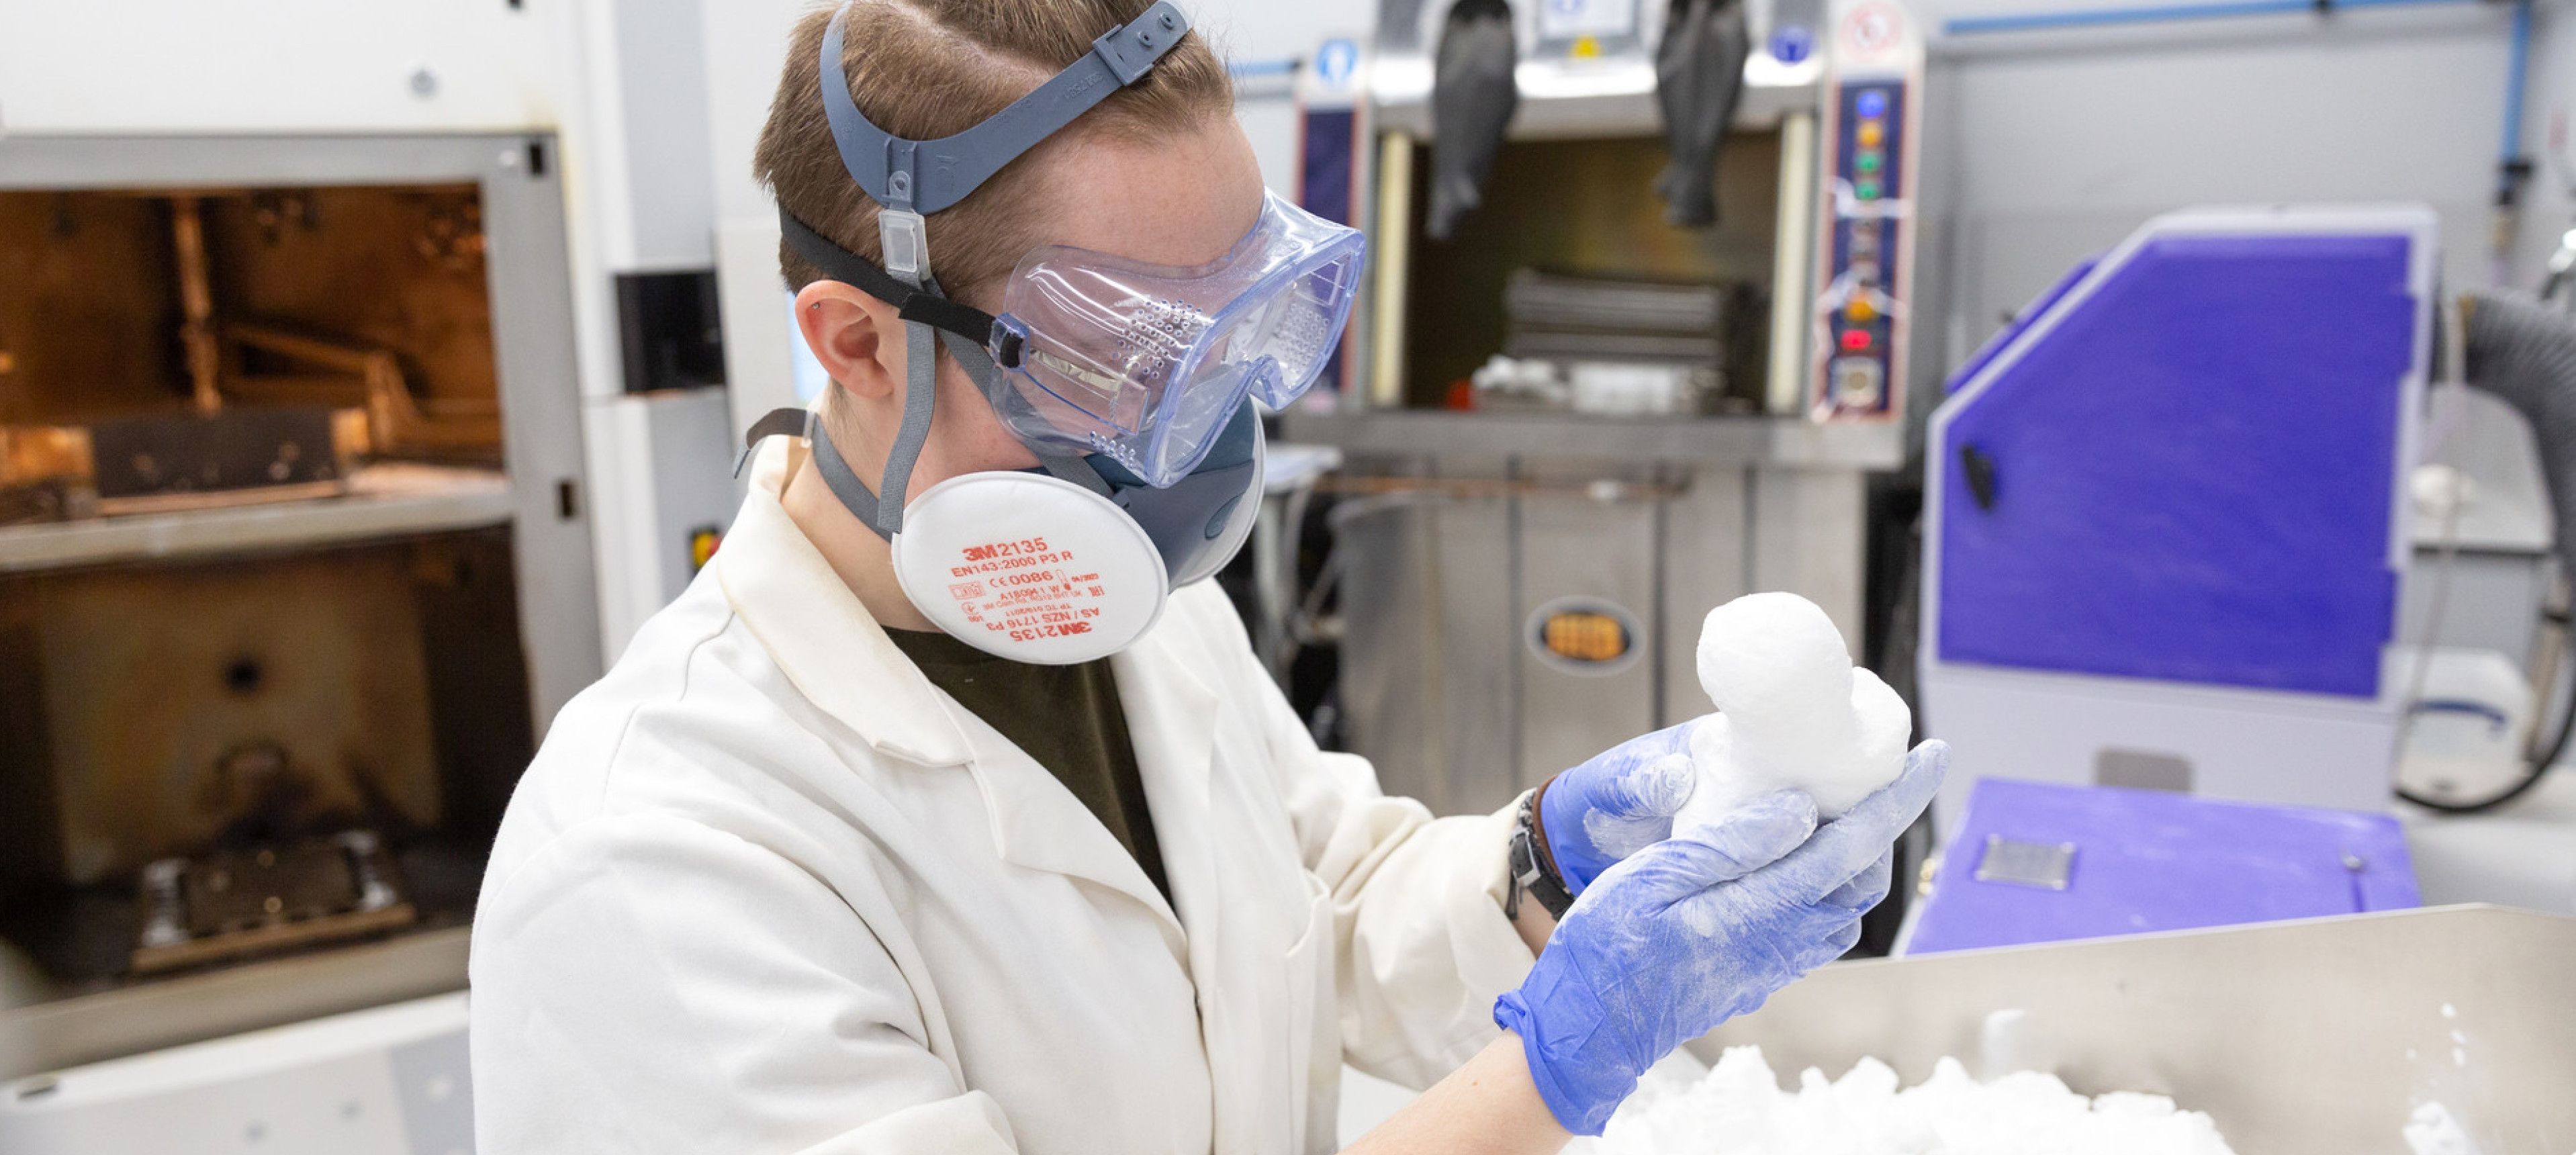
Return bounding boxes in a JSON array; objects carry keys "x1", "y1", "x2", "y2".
[
  {"x1": 1583, "y1": 753, "x2": 1698, "y2": 860},
  {"x1": 1675, "y1": 594, "x2": 1911, "y2": 832},
  {"x1": 2403, "y1": 1102, "x2": 2482, "y2": 1155},
  {"x1": 1569, "y1": 1046, "x2": 2238, "y2": 1155}
]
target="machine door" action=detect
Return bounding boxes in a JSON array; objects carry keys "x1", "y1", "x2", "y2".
[{"x1": 1931, "y1": 214, "x2": 2430, "y2": 699}]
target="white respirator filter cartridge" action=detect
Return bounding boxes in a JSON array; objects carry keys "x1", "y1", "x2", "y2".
[{"x1": 889, "y1": 471, "x2": 1171, "y2": 664}]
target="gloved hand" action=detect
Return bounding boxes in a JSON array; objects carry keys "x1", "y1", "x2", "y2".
[
  {"x1": 1538, "y1": 718, "x2": 1705, "y2": 895},
  {"x1": 1496, "y1": 740, "x2": 1947, "y2": 1136}
]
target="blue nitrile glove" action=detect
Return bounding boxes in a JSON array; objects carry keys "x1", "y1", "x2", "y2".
[
  {"x1": 1496, "y1": 741, "x2": 1948, "y2": 1136},
  {"x1": 1538, "y1": 718, "x2": 1706, "y2": 895}
]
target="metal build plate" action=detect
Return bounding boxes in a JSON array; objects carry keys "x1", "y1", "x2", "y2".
[
  {"x1": 86, "y1": 407, "x2": 347, "y2": 502},
  {"x1": 1974, "y1": 834, "x2": 2075, "y2": 890},
  {"x1": 180, "y1": 842, "x2": 359, "y2": 937}
]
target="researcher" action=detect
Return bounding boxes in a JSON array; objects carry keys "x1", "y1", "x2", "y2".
[{"x1": 466, "y1": 1, "x2": 1943, "y2": 1152}]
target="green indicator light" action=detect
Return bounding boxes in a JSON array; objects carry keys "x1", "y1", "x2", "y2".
[
  {"x1": 1856, "y1": 151, "x2": 1882, "y2": 174},
  {"x1": 1855, "y1": 179, "x2": 1882, "y2": 200}
]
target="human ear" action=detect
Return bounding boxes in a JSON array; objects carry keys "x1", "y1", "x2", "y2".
[{"x1": 792, "y1": 281, "x2": 903, "y2": 401}]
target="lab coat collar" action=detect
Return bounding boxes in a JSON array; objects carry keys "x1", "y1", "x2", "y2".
[
  {"x1": 717, "y1": 438, "x2": 972, "y2": 769},
  {"x1": 719, "y1": 439, "x2": 1215, "y2": 950}
]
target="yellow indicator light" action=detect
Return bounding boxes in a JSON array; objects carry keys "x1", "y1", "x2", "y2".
[
  {"x1": 1543, "y1": 612, "x2": 1630, "y2": 663},
  {"x1": 1571, "y1": 34, "x2": 1602, "y2": 58},
  {"x1": 1847, "y1": 297, "x2": 1878, "y2": 323}
]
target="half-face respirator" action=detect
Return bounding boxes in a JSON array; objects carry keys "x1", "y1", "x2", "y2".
[{"x1": 742, "y1": 1, "x2": 1363, "y2": 664}]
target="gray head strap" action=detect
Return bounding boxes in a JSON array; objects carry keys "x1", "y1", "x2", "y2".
[
  {"x1": 807, "y1": 411, "x2": 890, "y2": 533},
  {"x1": 865, "y1": 319, "x2": 1109, "y2": 535},
  {"x1": 872, "y1": 319, "x2": 940, "y2": 535},
  {"x1": 818, "y1": 2, "x2": 1192, "y2": 216},
  {"x1": 734, "y1": 408, "x2": 814, "y2": 478},
  {"x1": 807, "y1": 407, "x2": 1107, "y2": 542},
  {"x1": 758, "y1": 329, "x2": 1111, "y2": 545}
]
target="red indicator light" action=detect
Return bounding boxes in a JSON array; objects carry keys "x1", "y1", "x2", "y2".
[{"x1": 1839, "y1": 328, "x2": 1873, "y2": 352}]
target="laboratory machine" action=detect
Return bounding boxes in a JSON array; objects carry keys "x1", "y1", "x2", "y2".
[
  {"x1": 1918, "y1": 202, "x2": 2576, "y2": 917},
  {"x1": 1919, "y1": 205, "x2": 2441, "y2": 829},
  {"x1": 0, "y1": 3, "x2": 753, "y2": 1141},
  {"x1": 1285, "y1": 0, "x2": 1927, "y2": 820},
  {"x1": 0, "y1": 137, "x2": 597, "y2": 1088}
]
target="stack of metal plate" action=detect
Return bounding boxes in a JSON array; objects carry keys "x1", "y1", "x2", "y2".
[{"x1": 1501, "y1": 269, "x2": 1739, "y2": 366}]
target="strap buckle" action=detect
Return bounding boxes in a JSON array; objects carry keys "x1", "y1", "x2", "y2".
[
  {"x1": 1092, "y1": 3, "x2": 1188, "y2": 85},
  {"x1": 879, "y1": 207, "x2": 931, "y2": 288}
]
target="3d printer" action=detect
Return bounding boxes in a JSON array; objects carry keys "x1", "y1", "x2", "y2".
[{"x1": 0, "y1": 135, "x2": 599, "y2": 1076}]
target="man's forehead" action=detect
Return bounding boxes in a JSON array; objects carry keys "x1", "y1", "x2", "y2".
[{"x1": 1031, "y1": 125, "x2": 1264, "y2": 267}]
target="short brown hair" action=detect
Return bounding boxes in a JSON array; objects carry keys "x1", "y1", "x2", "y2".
[{"x1": 753, "y1": 0, "x2": 1232, "y2": 308}]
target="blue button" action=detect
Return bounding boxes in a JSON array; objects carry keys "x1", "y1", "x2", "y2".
[
  {"x1": 1855, "y1": 89, "x2": 1889, "y2": 118},
  {"x1": 1316, "y1": 38, "x2": 1359, "y2": 89},
  {"x1": 1769, "y1": 26, "x2": 1812, "y2": 64}
]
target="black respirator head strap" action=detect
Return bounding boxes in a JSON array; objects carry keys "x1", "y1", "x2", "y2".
[{"x1": 777, "y1": 207, "x2": 1025, "y2": 369}]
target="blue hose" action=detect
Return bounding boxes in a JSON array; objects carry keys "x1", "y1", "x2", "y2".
[
  {"x1": 1228, "y1": 57, "x2": 1301, "y2": 80},
  {"x1": 2503, "y1": 0, "x2": 2533, "y2": 202},
  {"x1": 1941, "y1": 0, "x2": 2532, "y2": 217},
  {"x1": 1945, "y1": 0, "x2": 2479, "y2": 38}
]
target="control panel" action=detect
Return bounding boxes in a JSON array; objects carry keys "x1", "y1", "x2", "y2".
[{"x1": 1811, "y1": 0, "x2": 1923, "y2": 422}]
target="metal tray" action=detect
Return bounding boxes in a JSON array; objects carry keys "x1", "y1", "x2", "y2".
[{"x1": 1690, "y1": 905, "x2": 2576, "y2": 1154}]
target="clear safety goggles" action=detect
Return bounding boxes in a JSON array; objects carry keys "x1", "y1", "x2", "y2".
[{"x1": 982, "y1": 190, "x2": 1365, "y2": 487}]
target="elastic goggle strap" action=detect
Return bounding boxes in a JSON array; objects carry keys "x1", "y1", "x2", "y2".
[{"x1": 778, "y1": 207, "x2": 1021, "y2": 367}]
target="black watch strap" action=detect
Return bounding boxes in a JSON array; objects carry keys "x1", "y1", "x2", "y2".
[{"x1": 1508, "y1": 788, "x2": 1576, "y2": 921}]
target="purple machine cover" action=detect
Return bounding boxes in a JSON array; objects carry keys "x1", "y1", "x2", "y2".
[
  {"x1": 1906, "y1": 777, "x2": 2420, "y2": 955},
  {"x1": 1933, "y1": 232, "x2": 2418, "y2": 698}
]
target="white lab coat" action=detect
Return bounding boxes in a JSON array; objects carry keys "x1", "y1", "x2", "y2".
[{"x1": 467, "y1": 440, "x2": 1536, "y2": 1154}]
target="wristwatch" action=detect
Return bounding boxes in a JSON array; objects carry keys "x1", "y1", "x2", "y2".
[{"x1": 1506, "y1": 784, "x2": 1576, "y2": 921}]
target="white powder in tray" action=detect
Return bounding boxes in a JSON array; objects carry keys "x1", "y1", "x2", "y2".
[{"x1": 1569, "y1": 1046, "x2": 2238, "y2": 1155}]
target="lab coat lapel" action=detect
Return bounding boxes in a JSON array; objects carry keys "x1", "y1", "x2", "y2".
[
  {"x1": 1111, "y1": 629, "x2": 1226, "y2": 996},
  {"x1": 954, "y1": 714, "x2": 1187, "y2": 952}
]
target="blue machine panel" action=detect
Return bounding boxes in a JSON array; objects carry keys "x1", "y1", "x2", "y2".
[
  {"x1": 1906, "y1": 778, "x2": 2419, "y2": 956},
  {"x1": 1935, "y1": 232, "x2": 2418, "y2": 698}
]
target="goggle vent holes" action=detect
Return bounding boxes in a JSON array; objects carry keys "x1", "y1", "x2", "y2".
[
  {"x1": 1087, "y1": 431, "x2": 1150, "y2": 479},
  {"x1": 1102, "y1": 299, "x2": 1211, "y2": 389},
  {"x1": 1109, "y1": 297, "x2": 1211, "y2": 355}
]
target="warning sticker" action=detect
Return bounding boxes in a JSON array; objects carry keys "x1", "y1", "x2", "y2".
[{"x1": 937, "y1": 536, "x2": 1113, "y2": 645}]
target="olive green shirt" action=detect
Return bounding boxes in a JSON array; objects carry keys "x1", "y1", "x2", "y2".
[{"x1": 885, "y1": 628, "x2": 1170, "y2": 901}]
